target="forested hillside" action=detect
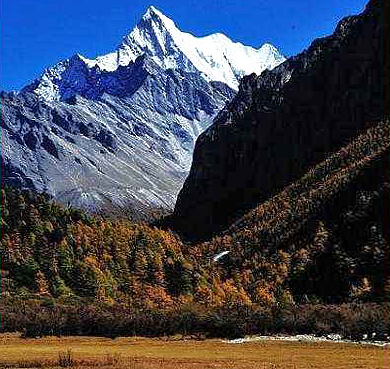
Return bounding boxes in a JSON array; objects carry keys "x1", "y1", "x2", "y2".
[
  {"x1": 0, "y1": 188, "x2": 189, "y2": 306},
  {"x1": 1, "y1": 120, "x2": 389, "y2": 339}
]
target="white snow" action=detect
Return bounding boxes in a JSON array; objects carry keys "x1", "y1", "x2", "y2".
[{"x1": 116, "y1": 6, "x2": 286, "y2": 90}]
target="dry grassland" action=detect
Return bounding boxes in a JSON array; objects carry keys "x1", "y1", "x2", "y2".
[{"x1": 0, "y1": 333, "x2": 387, "y2": 369}]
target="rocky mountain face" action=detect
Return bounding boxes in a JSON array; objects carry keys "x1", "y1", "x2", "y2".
[
  {"x1": 1, "y1": 58, "x2": 233, "y2": 215},
  {"x1": 1, "y1": 7, "x2": 284, "y2": 215},
  {"x1": 174, "y1": 0, "x2": 387, "y2": 239}
]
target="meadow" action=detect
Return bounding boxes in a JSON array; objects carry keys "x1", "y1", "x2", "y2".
[{"x1": 0, "y1": 333, "x2": 387, "y2": 369}]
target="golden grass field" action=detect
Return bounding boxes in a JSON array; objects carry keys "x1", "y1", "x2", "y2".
[{"x1": 0, "y1": 333, "x2": 388, "y2": 369}]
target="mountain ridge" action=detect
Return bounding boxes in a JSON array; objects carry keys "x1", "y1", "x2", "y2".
[{"x1": 22, "y1": 6, "x2": 285, "y2": 101}]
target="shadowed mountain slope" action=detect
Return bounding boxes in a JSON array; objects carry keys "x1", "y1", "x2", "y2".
[{"x1": 173, "y1": 0, "x2": 387, "y2": 240}]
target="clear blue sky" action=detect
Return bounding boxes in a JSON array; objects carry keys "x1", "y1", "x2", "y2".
[{"x1": 1, "y1": 0, "x2": 368, "y2": 91}]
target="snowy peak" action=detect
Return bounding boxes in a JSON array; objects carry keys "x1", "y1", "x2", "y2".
[
  {"x1": 118, "y1": 6, "x2": 286, "y2": 89},
  {"x1": 143, "y1": 5, "x2": 160, "y2": 18},
  {"x1": 23, "y1": 6, "x2": 286, "y2": 100},
  {"x1": 118, "y1": 6, "x2": 179, "y2": 67},
  {"x1": 141, "y1": 5, "x2": 174, "y2": 26}
]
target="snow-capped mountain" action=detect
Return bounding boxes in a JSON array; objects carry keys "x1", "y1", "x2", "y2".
[
  {"x1": 2, "y1": 6, "x2": 285, "y2": 215},
  {"x1": 24, "y1": 6, "x2": 285, "y2": 101},
  {"x1": 118, "y1": 6, "x2": 285, "y2": 89}
]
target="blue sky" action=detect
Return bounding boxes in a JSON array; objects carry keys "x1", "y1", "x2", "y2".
[{"x1": 1, "y1": 0, "x2": 368, "y2": 91}]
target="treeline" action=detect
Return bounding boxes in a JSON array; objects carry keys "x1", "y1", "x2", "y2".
[{"x1": 1, "y1": 296, "x2": 389, "y2": 341}]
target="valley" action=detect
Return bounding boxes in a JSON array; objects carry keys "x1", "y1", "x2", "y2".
[{"x1": 0, "y1": 0, "x2": 389, "y2": 364}]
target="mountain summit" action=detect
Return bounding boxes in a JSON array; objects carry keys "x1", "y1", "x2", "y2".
[
  {"x1": 23, "y1": 6, "x2": 285, "y2": 101},
  {"x1": 117, "y1": 6, "x2": 285, "y2": 89}
]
